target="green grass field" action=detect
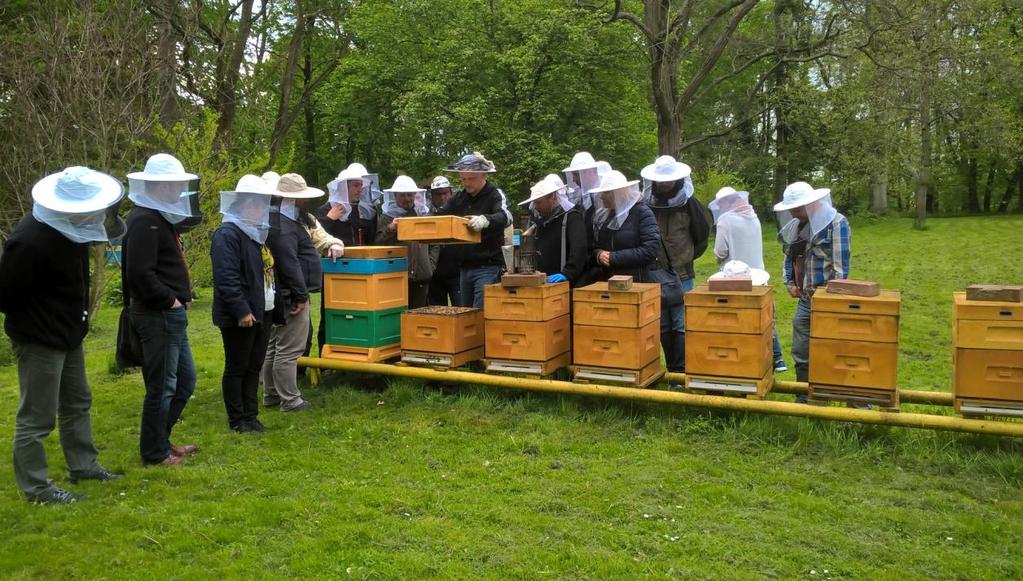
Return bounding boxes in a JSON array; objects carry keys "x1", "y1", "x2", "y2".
[{"x1": 1, "y1": 216, "x2": 1022, "y2": 578}]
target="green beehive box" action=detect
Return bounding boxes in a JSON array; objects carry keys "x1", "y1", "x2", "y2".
[{"x1": 324, "y1": 306, "x2": 406, "y2": 348}]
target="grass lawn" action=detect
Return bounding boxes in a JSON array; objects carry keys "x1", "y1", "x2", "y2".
[{"x1": 1, "y1": 215, "x2": 1022, "y2": 578}]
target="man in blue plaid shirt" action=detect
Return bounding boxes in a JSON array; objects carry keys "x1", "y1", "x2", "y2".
[{"x1": 774, "y1": 182, "x2": 851, "y2": 385}]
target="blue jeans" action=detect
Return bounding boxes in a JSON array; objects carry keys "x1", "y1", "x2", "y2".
[
  {"x1": 131, "y1": 305, "x2": 197, "y2": 464},
  {"x1": 660, "y1": 277, "x2": 694, "y2": 373},
  {"x1": 459, "y1": 265, "x2": 502, "y2": 308}
]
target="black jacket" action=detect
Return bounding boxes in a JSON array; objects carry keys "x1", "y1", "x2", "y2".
[
  {"x1": 211, "y1": 223, "x2": 266, "y2": 327},
  {"x1": 437, "y1": 181, "x2": 509, "y2": 268},
  {"x1": 266, "y1": 210, "x2": 321, "y2": 313},
  {"x1": 122, "y1": 207, "x2": 192, "y2": 310},
  {"x1": 316, "y1": 202, "x2": 377, "y2": 247},
  {"x1": 590, "y1": 203, "x2": 661, "y2": 283},
  {"x1": 532, "y1": 207, "x2": 589, "y2": 286},
  {"x1": 0, "y1": 216, "x2": 90, "y2": 350}
]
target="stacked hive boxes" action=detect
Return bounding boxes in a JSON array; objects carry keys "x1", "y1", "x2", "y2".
[
  {"x1": 952, "y1": 292, "x2": 1023, "y2": 416},
  {"x1": 572, "y1": 282, "x2": 663, "y2": 387},
  {"x1": 808, "y1": 288, "x2": 902, "y2": 408},
  {"x1": 320, "y1": 246, "x2": 408, "y2": 362},
  {"x1": 400, "y1": 306, "x2": 485, "y2": 368},
  {"x1": 483, "y1": 282, "x2": 571, "y2": 375},
  {"x1": 685, "y1": 285, "x2": 774, "y2": 397}
]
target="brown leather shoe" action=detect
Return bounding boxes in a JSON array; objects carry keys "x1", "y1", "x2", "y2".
[
  {"x1": 153, "y1": 454, "x2": 183, "y2": 466},
  {"x1": 170, "y1": 444, "x2": 199, "y2": 457}
]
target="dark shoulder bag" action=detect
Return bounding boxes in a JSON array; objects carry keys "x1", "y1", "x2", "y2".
[
  {"x1": 115, "y1": 278, "x2": 144, "y2": 370},
  {"x1": 649, "y1": 238, "x2": 684, "y2": 308}
]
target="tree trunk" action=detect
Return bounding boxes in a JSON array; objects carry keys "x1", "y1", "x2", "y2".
[
  {"x1": 997, "y1": 167, "x2": 1020, "y2": 213},
  {"x1": 981, "y1": 162, "x2": 996, "y2": 212},
  {"x1": 213, "y1": 0, "x2": 256, "y2": 151},
  {"x1": 267, "y1": 0, "x2": 307, "y2": 169},
  {"x1": 155, "y1": 0, "x2": 178, "y2": 124},
  {"x1": 913, "y1": 76, "x2": 931, "y2": 230},
  {"x1": 965, "y1": 157, "x2": 979, "y2": 213},
  {"x1": 303, "y1": 25, "x2": 318, "y2": 184},
  {"x1": 869, "y1": 169, "x2": 888, "y2": 212},
  {"x1": 771, "y1": 0, "x2": 790, "y2": 204}
]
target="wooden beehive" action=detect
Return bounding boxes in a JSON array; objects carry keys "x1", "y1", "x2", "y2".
[
  {"x1": 573, "y1": 282, "x2": 660, "y2": 328},
  {"x1": 341, "y1": 246, "x2": 407, "y2": 259},
  {"x1": 484, "y1": 315, "x2": 570, "y2": 362},
  {"x1": 483, "y1": 282, "x2": 569, "y2": 322},
  {"x1": 401, "y1": 307, "x2": 484, "y2": 355},
  {"x1": 323, "y1": 271, "x2": 408, "y2": 311},
  {"x1": 953, "y1": 291, "x2": 1023, "y2": 414},
  {"x1": 323, "y1": 306, "x2": 405, "y2": 348},
  {"x1": 572, "y1": 282, "x2": 663, "y2": 385},
  {"x1": 396, "y1": 215, "x2": 480, "y2": 244},
  {"x1": 809, "y1": 288, "x2": 901, "y2": 407},
  {"x1": 684, "y1": 285, "x2": 774, "y2": 396}
]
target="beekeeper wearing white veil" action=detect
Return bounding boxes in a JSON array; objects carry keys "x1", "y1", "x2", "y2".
[
  {"x1": 347, "y1": 162, "x2": 382, "y2": 222},
  {"x1": 375, "y1": 175, "x2": 434, "y2": 308},
  {"x1": 588, "y1": 170, "x2": 660, "y2": 285},
  {"x1": 0, "y1": 166, "x2": 125, "y2": 503},
  {"x1": 709, "y1": 186, "x2": 788, "y2": 372},
  {"x1": 122, "y1": 153, "x2": 203, "y2": 467},
  {"x1": 211, "y1": 175, "x2": 275, "y2": 433},
  {"x1": 709, "y1": 187, "x2": 762, "y2": 269},
  {"x1": 126, "y1": 153, "x2": 202, "y2": 231},
  {"x1": 517, "y1": 174, "x2": 589, "y2": 286},
  {"x1": 773, "y1": 180, "x2": 851, "y2": 388},
  {"x1": 562, "y1": 152, "x2": 601, "y2": 211},
  {"x1": 318, "y1": 167, "x2": 375, "y2": 246}
]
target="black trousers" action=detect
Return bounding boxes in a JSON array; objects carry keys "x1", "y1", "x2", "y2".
[
  {"x1": 427, "y1": 273, "x2": 461, "y2": 307},
  {"x1": 220, "y1": 322, "x2": 271, "y2": 428}
]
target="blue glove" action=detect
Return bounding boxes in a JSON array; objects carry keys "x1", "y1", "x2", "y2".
[{"x1": 547, "y1": 273, "x2": 567, "y2": 284}]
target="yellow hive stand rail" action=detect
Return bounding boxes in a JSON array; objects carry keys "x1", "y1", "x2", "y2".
[{"x1": 299, "y1": 357, "x2": 1022, "y2": 438}]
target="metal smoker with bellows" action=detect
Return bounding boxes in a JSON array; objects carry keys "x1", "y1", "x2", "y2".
[{"x1": 484, "y1": 229, "x2": 571, "y2": 376}]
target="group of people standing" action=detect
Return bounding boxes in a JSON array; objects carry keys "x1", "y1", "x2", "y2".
[{"x1": 0, "y1": 147, "x2": 849, "y2": 504}]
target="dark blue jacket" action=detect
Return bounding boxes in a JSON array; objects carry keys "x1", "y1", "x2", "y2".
[
  {"x1": 0, "y1": 216, "x2": 90, "y2": 350},
  {"x1": 266, "y1": 210, "x2": 321, "y2": 313},
  {"x1": 211, "y1": 222, "x2": 266, "y2": 327},
  {"x1": 591, "y1": 203, "x2": 661, "y2": 283}
]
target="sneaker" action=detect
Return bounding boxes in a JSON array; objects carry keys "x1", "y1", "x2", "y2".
[
  {"x1": 231, "y1": 422, "x2": 256, "y2": 433},
  {"x1": 28, "y1": 487, "x2": 85, "y2": 505},
  {"x1": 69, "y1": 467, "x2": 123, "y2": 484},
  {"x1": 245, "y1": 419, "x2": 267, "y2": 433},
  {"x1": 668, "y1": 383, "x2": 685, "y2": 392},
  {"x1": 774, "y1": 359, "x2": 788, "y2": 372},
  {"x1": 263, "y1": 398, "x2": 283, "y2": 408},
  {"x1": 282, "y1": 401, "x2": 311, "y2": 412}
]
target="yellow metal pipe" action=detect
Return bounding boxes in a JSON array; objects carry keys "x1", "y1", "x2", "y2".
[
  {"x1": 299, "y1": 357, "x2": 1023, "y2": 438},
  {"x1": 662, "y1": 372, "x2": 954, "y2": 406}
]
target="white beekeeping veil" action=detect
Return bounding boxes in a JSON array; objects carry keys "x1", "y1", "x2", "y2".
[
  {"x1": 590, "y1": 170, "x2": 641, "y2": 231},
  {"x1": 347, "y1": 163, "x2": 380, "y2": 220},
  {"x1": 126, "y1": 153, "x2": 202, "y2": 227},
  {"x1": 562, "y1": 152, "x2": 600, "y2": 210},
  {"x1": 31, "y1": 166, "x2": 125, "y2": 243},
  {"x1": 381, "y1": 175, "x2": 430, "y2": 218},
  {"x1": 773, "y1": 181, "x2": 836, "y2": 240},
  {"x1": 640, "y1": 155, "x2": 693, "y2": 208},
  {"x1": 708, "y1": 187, "x2": 753, "y2": 224},
  {"x1": 220, "y1": 174, "x2": 273, "y2": 244},
  {"x1": 326, "y1": 168, "x2": 365, "y2": 222}
]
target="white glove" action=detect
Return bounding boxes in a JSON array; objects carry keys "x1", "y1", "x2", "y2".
[
  {"x1": 468, "y1": 215, "x2": 490, "y2": 232},
  {"x1": 327, "y1": 244, "x2": 344, "y2": 259}
]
